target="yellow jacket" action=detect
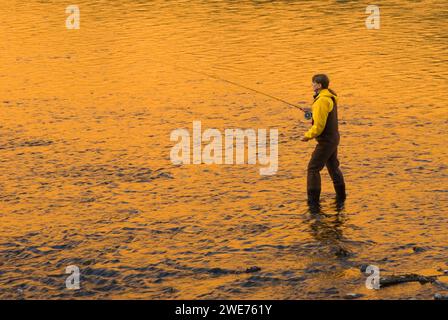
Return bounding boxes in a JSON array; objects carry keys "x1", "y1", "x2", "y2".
[{"x1": 304, "y1": 89, "x2": 338, "y2": 139}]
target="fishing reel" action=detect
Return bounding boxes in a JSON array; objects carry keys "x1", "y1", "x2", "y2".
[{"x1": 304, "y1": 110, "x2": 313, "y2": 120}]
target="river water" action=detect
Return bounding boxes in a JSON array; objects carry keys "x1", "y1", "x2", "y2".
[{"x1": 0, "y1": 0, "x2": 447, "y2": 299}]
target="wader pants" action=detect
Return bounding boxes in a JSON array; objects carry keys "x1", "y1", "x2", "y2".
[{"x1": 307, "y1": 142, "x2": 345, "y2": 203}]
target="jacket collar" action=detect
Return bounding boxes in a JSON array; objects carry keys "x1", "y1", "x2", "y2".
[{"x1": 313, "y1": 88, "x2": 330, "y2": 101}]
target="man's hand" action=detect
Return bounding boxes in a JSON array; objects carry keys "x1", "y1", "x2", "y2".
[{"x1": 301, "y1": 136, "x2": 311, "y2": 142}]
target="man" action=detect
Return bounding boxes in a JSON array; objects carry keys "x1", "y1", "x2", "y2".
[{"x1": 301, "y1": 74, "x2": 346, "y2": 206}]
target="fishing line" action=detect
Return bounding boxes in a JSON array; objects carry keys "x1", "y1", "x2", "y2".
[{"x1": 166, "y1": 62, "x2": 313, "y2": 120}]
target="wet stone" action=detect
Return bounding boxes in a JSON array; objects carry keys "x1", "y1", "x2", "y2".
[
  {"x1": 323, "y1": 287, "x2": 339, "y2": 295},
  {"x1": 245, "y1": 266, "x2": 261, "y2": 273},
  {"x1": 345, "y1": 293, "x2": 364, "y2": 299},
  {"x1": 412, "y1": 246, "x2": 427, "y2": 253},
  {"x1": 360, "y1": 264, "x2": 369, "y2": 273}
]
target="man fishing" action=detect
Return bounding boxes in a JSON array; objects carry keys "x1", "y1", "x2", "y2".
[
  {"x1": 301, "y1": 74, "x2": 346, "y2": 207},
  {"x1": 175, "y1": 66, "x2": 346, "y2": 206}
]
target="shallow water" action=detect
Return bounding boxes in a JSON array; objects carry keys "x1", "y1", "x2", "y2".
[{"x1": 0, "y1": 0, "x2": 447, "y2": 299}]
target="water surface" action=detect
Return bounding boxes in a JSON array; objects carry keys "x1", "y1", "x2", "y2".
[{"x1": 0, "y1": 0, "x2": 447, "y2": 299}]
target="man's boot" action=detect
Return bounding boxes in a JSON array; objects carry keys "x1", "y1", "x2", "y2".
[
  {"x1": 307, "y1": 188, "x2": 321, "y2": 207},
  {"x1": 334, "y1": 183, "x2": 346, "y2": 202}
]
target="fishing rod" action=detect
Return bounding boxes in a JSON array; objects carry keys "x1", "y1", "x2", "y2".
[{"x1": 175, "y1": 64, "x2": 313, "y2": 120}]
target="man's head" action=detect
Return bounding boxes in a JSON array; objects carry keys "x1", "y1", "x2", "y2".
[{"x1": 312, "y1": 74, "x2": 330, "y2": 93}]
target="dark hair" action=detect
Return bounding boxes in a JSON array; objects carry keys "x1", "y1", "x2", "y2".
[
  {"x1": 312, "y1": 74, "x2": 337, "y2": 96},
  {"x1": 312, "y1": 74, "x2": 330, "y2": 89}
]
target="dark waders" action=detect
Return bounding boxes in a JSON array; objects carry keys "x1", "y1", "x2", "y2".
[{"x1": 307, "y1": 96, "x2": 346, "y2": 207}]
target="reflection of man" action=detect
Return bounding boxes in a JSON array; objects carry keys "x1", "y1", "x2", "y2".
[
  {"x1": 308, "y1": 209, "x2": 350, "y2": 258},
  {"x1": 301, "y1": 74, "x2": 346, "y2": 207}
]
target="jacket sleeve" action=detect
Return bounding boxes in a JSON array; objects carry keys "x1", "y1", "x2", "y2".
[{"x1": 304, "y1": 97, "x2": 333, "y2": 139}]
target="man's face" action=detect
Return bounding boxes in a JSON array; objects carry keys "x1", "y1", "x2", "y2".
[{"x1": 312, "y1": 81, "x2": 322, "y2": 92}]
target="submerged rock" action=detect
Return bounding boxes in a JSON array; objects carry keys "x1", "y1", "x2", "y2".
[
  {"x1": 345, "y1": 293, "x2": 364, "y2": 299},
  {"x1": 359, "y1": 264, "x2": 369, "y2": 273},
  {"x1": 380, "y1": 274, "x2": 437, "y2": 287},
  {"x1": 323, "y1": 287, "x2": 339, "y2": 295},
  {"x1": 245, "y1": 266, "x2": 261, "y2": 273},
  {"x1": 334, "y1": 247, "x2": 352, "y2": 258}
]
